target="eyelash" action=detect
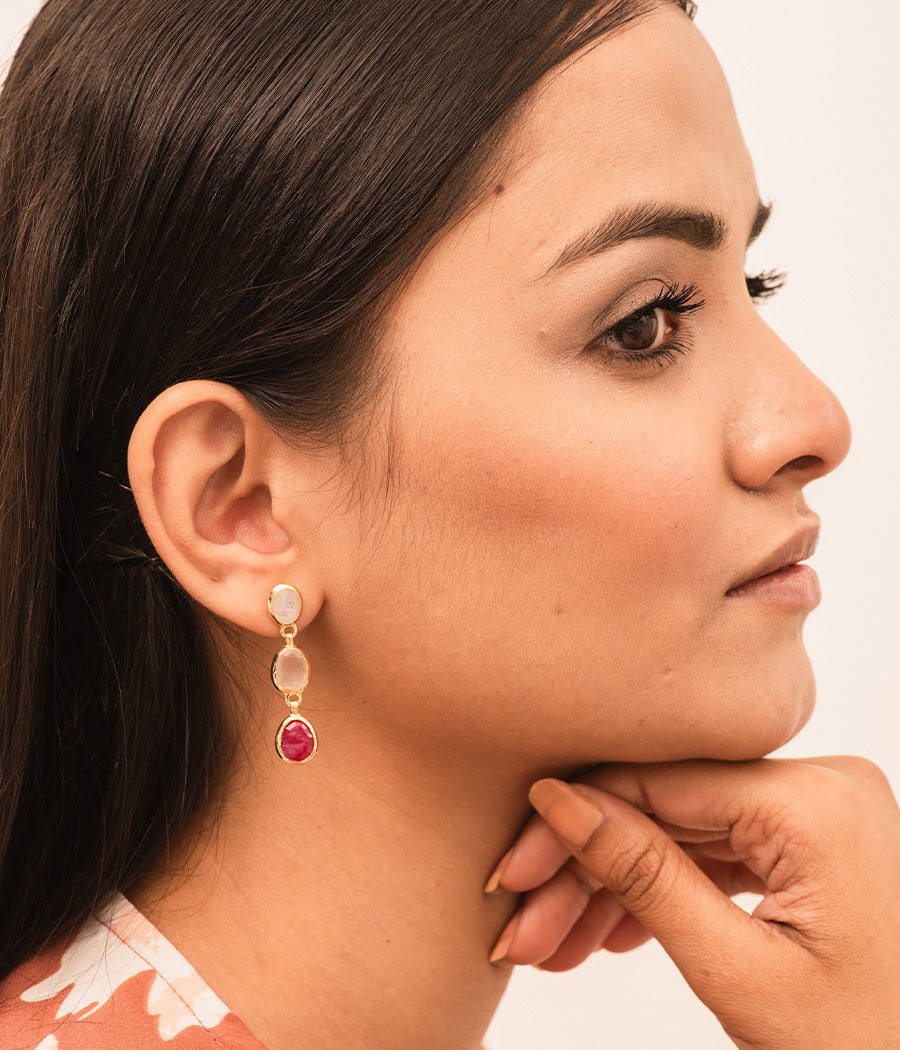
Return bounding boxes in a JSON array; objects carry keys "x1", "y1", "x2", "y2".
[
  {"x1": 590, "y1": 269, "x2": 787, "y2": 369},
  {"x1": 745, "y1": 269, "x2": 786, "y2": 301}
]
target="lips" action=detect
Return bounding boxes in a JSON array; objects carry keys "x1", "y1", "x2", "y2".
[{"x1": 726, "y1": 523, "x2": 820, "y2": 596}]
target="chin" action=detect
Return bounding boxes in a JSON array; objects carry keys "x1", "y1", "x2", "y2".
[
  {"x1": 551, "y1": 647, "x2": 819, "y2": 767},
  {"x1": 638, "y1": 654, "x2": 818, "y2": 765},
  {"x1": 703, "y1": 662, "x2": 818, "y2": 762}
]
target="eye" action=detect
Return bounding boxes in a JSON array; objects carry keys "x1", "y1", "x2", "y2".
[
  {"x1": 606, "y1": 306, "x2": 671, "y2": 353},
  {"x1": 587, "y1": 283, "x2": 705, "y2": 367}
]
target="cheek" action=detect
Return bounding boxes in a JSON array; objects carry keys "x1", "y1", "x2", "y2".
[
  {"x1": 370, "y1": 365, "x2": 729, "y2": 707},
  {"x1": 329, "y1": 363, "x2": 806, "y2": 766},
  {"x1": 408, "y1": 391, "x2": 723, "y2": 608},
  {"x1": 341, "y1": 388, "x2": 730, "y2": 759}
]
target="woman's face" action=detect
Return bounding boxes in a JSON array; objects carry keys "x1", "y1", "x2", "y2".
[{"x1": 312, "y1": 5, "x2": 851, "y2": 767}]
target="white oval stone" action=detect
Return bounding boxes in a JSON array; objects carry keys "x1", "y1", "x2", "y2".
[
  {"x1": 272, "y1": 646, "x2": 310, "y2": 693},
  {"x1": 269, "y1": 585, "x2": 301, "y2": 625}
]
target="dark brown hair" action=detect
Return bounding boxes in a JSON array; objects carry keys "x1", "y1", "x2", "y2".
[{"x1": 0, "y1": 0, "x2": 691, "y2": 978}]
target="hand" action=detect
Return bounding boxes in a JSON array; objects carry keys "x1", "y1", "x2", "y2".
[{"x1": 487, "y1": 757, "x2": 900, "y2": 1049}]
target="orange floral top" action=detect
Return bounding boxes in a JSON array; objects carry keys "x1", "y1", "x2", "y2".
[{"x1": 0, "y1": 895, "x2": 267, "y2": 1049}]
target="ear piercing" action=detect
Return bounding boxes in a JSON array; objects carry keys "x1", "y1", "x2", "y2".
[{"x1": 267, "y1": 584, "x2": 317, "y2": 763}]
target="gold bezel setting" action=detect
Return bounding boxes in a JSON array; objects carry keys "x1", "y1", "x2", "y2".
[
  {"x1": 275, "y1": 714, "x2": 318, "y2": 764},
  {"x1": 267, "y1": 584, "x2": 302, "y2": 627},
  {"x1": 270, "y1": 645, "x2": 311, "y2": 693}
]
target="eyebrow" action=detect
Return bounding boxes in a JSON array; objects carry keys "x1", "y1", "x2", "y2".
[{"x1": 543, "y1": 199, "x2": 772, "y2": 276}]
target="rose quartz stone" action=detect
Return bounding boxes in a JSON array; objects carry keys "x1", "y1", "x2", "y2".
[
  {"x1": 272, "y1": 646, "x2": 310, "y2": 692},
  {"x1": 279, "y1": 718, "x2": 316, "y2": 762}
]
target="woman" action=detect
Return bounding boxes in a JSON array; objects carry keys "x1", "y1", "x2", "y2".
[{"x1": 0, "y1": 1, "x2": 898, "y2": 1048}]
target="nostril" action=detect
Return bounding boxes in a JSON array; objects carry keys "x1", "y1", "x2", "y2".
[{"x1": 776, "y1": 454, "x2": 822, "y2": 476}]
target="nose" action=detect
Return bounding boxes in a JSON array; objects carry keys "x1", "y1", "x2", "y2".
[{"x1": 726, "y1": 320, "x2": 852, "y2": 494}]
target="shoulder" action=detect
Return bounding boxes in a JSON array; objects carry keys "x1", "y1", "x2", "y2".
[{"x1": 0, "y1": 896, "x2": 266, "y2": 1050}]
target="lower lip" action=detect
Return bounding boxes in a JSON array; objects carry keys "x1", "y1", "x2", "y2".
[{"x1": 726, "y1": 564, "x2": 821, "y2": 610}]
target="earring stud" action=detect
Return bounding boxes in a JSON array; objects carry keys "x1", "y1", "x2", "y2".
[{"x1": 267, "y1": 584, "x2": 318, "y2": 764}]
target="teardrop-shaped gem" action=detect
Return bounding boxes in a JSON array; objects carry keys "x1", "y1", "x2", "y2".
[
  {"x1": 275, "y1": 715, "x2": 317, "y2": 763},
  {"x1": 271, "y1": 646, "x2": 310, "y2": 693}
]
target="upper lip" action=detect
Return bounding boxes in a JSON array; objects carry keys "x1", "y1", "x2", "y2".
[{"x1": 727, "y1": 522, "x2": 821, "y2": 593}]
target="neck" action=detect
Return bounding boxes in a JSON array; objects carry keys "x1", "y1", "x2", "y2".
[{"x1": 132, "y1": 713, "x2": 537, "y2": 1050}]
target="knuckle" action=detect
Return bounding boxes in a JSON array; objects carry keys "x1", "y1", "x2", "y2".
[
  {"x1": 843, "y1": 755, "x2": 890, "y2": 791},
  {"x1": 761, "y1": 758, "x2": 897, "y2": 842},
  {"x1": 809, "y1": 756, "x2": 891, "y2": 804},
  {"x1": 605, "y1": 832, "x2": 669, "y2": 910}
]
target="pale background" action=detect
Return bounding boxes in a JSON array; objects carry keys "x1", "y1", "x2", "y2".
[{"x1": 2, "y1": 1, "x2": 897, "y2": 1048}]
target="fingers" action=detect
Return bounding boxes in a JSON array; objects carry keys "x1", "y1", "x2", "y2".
[
  {"x1": 486, "y1": 767, "x2": 769, "y2": 971},
  {"x1": 535, "y1": 894, "x2": 633, "y2": 970},
  {"x1": 485, "y1": 812, "x2": 572, "y2": 894},
  {"x1": 490, "y1": 848, "x2": 762, "y2": 969},
  {"x1": 600, "y1": 913, "x2": 652, "y2": 954},
  {"x1": 523, "y1": 778, "x2": 799, "y2": 1007},
  {"x1": 486, "y1": 758, "x2": 900, "y2": 1047},
  {"x1": 490, "y1": 862, "x2": 597, "y2": 964},
  {"x1": 572, "y1": 759, "x2": 836, "y2": 854},
  {"x1": 488, "y1": 759, "x2": 897, "y2": 970},
  {"x1": 487, "y1": 765, "x2": 749, "y2": 900}
]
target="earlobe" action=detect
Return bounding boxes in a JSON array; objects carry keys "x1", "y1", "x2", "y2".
[{"x1": 127, "y1": 380, "x2": 325, "y2": 636}]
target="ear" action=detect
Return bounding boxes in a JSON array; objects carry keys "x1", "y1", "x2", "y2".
[{"x1": 127, "y1": 380, "x2": 329, "y2": 637}]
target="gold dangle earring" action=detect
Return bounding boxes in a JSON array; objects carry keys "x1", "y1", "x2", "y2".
[{"x1": 267, "y1": 584, "x2": 318, "y2": 764}]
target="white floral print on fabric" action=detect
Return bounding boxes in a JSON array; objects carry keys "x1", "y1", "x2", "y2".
[
  {"x1": 3, "y1": 894, "x2": 484, "y2": 1049},
  {"x1": 0, "y1": 892, "x2": 271, "y2": 1050},
  {"x1": 20, "y1": 895, "x2": 232, "y2": 1040}
]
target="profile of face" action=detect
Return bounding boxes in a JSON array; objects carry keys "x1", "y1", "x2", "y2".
[
  {"x1": 148, "y1": 4, "x2": 852, "y2": 775},
  {"x1": 281, "y1": 3, "x2": 849, "y2": 773}
]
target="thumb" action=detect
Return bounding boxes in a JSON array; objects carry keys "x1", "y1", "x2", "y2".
[{"x1": 528, "y1": 778, "x2": 786, "y2": 1004}]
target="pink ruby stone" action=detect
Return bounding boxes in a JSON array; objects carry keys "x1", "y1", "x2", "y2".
[{"x1": 279, "y1": 718, "x2": 316, "y2": 762}]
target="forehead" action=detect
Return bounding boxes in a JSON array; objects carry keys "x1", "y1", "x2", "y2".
[
  {"x1": 384, "y1": 5, "x2": 760, "y2": 373},
  {"x1": 444, "y1": 5, "x2": 756, "y2": 276}
]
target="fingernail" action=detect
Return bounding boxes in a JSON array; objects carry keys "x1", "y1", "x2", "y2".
[
  {"x1": 528, "y1": 779, "x2": 606, "y2": 851},
  {"x1": 489, "y1": 912, "x2": 521, "y2": 965},
  {"x1": 484, "y1": 848, "x2": 514, "y2": 894}
]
